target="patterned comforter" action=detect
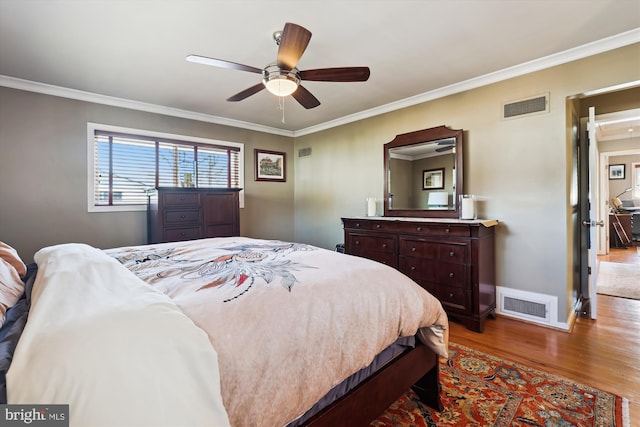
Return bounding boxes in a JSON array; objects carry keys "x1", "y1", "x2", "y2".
[{"x1": 9, "y1": 237, "x2": 448, "y2": 427}]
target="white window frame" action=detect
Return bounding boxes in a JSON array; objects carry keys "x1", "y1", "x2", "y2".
[{"x1": 87, "y1": 123, "x2": 244, "y2": 212}]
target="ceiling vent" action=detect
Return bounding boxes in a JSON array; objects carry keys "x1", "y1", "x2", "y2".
[
  {"x1": 502, "y1": 93, "x2": 549, "y2": 119},
  {"x1": 298, "y1": 147, "x2": 312, "y2": 157}
]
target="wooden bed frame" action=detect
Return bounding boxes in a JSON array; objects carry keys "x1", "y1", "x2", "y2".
[{"x1": 303, "y1": 341, "x2": 442, "y2": 426}]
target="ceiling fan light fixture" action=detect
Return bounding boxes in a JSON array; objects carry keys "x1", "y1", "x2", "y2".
[{"x1": 263, "y1": 65, "x2": 300, "y2": 97}]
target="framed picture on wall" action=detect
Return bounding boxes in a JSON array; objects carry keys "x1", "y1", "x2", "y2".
[
  {"x1": 609, "y1": 164, "x2": 625, "y2": 180},
  {"x1": 423, "y1": 168, "x2": 445, "y2": 190},
  {"x1": 255, "y1": 149, "x2": 286, "y2": 182}
]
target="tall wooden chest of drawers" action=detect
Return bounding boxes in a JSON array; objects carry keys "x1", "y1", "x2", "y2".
[
  {"x1": 148, "y1": 187, "x2": 241, "y2": 244},
  {"x1": 342, "y1": 217, "x2": 497, "y2": 332}
]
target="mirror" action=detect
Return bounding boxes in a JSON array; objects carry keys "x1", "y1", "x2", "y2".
[{"x1": 384, "y1": 125, "x2": 463, "y2": 218}]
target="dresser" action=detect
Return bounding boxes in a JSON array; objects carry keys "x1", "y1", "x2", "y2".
[
  {"x1": 148, "y1": 187, "x2": 241, "y2": 244},
  {"x1": 342, "y1": 217, "x2": 497, "y2": 332}
]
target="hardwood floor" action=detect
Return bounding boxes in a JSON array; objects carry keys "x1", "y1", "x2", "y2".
[{"x1": 448, "y1": 248, "x2": 640, "y2": 424}]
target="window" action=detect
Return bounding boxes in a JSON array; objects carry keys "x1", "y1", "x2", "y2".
[
  {"x1": 633, "y1": 162, "x2": 640, "y2": 199},
  {"x1": 88, "y1": 123, "x2": 244, "y2": 212}
]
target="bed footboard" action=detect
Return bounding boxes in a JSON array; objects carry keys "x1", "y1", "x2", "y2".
[{"x1": 302, "y1": 341, "x2": 441, "y2": 427}]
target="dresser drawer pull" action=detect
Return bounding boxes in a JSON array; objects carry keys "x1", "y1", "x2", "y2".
[
  {"x1": 416, "y1": 226, "x2": 422, "y2": 231},
  {"x1": 355, "y1": 240, "x2": 360, "y2": 245},
  {"x1": 180, "y1": 196, "x2": 185, "y2": 201},
  {"x1": 445, "y1": 228, "x2": 450, "y2": 233},
  {"x1": 449, "y1": 272, "x2": 455, "y2": 278},
  {"x1": 411, "y1": 247, "x2": 417, "y2": 252},
  {"x1": 180, "y1": 232, "x2": 186, "y2": 236},
  {"x1": 382, "y1": 243, "x2": 387, "y2": 248},
  {"x1": 355, "y1": 223, "x2": 361, "y2": 228},
  {"x1": 180, "y1": 214, "x2": 186, "y2": 219},
  {"x1": 375, "y1": 224, "x2": 381, "y2": 229},
  {"x1": 449, "y1": 251, "x2": 455, "y2": 257},
  {"x1": 449, "y1": 293, "x2": 454, "y2": 298},
  {"x1": 411, "y1": 266, "x2": 416, "y2": 271}
]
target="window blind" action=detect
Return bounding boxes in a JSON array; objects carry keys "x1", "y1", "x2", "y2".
[{"x1": 93, "y1": 130, "x2": 241, "y2": 207}]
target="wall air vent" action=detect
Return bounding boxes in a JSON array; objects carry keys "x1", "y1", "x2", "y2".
[
  {"x1": 502, "y1": 93, "x2": 549, "y2": 119},
  {"x1": 496, "y1": 286, "x2": 555, "y2": 324},
  {"x1": 503, "y1": 297, "x2": 547, "y2": 319},
  {"x1": 298, "y1": 147, "x2": 312, "y2": 157}
]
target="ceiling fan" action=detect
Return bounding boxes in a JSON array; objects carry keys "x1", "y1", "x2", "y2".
[{"x1": 186, "y1": 22, "x2": 370, "y2": 109}]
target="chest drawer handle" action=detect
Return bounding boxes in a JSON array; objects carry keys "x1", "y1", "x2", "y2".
[
  {"x1": 180, "y1": 232, "x2": 186, "y2": 236},
  {"x1": 449, "y1": 293, "x2": 454, "y2": 298},
  {"x1": 180, "y1": 214, "x2": 186, "y2": 219},
  {"x1": 449, "y1": 272, "x2": 455, "y2": 278},
  {"x1": 355, "y1": 240, "x2": 360, "y2": 245},
  {"x1": 445, "y1": 228, "x2": 450, "y2": 233},
  {"x1": 411, "y1": 247, "x2": 417, "y2": 252},
  {"x1": 382, "y1": 243, "x2": 387, "y2": 248},
  {"x1": 449, "y1": 251, "x2": 455, "y2": 257},
  {"x1": 355, "y1": 223, "x2": 361, "y2": 228},
  {"x1": 416, "y1": 226, "x2": 422, "y2": 231},
  {"x1": 179, "y1": 196, "x2": 185, "y2": 201},
  {"x1": 375, "y1": 224, "x2": 381, "y2": 229},
  {"x1": 411, "y1": 266, "x2": 416, "y2": 271}
]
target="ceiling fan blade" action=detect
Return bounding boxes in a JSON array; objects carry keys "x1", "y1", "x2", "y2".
[
  {"x1": 299, "y1": 67, "x2": 370, "y2": 82},
  {"x1": 291, "y1": 85, "x2": 320, "y2": 109},
  {"x1": 186, "y1": 55, "x2": 262, "y2": 74},
  {"x1": 277, "y1": 23, "x2": 312, "y2": 70},
  {"x1": 227, "y1": 83, "x2": 265, "y2": 102}
]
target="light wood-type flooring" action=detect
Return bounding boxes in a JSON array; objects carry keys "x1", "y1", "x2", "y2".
[{"x1": 448, "y1": 247, "x2": 640, "y2": 424}]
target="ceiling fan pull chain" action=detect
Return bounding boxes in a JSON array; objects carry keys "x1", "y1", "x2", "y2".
[{"x1": 279, "y1": 96, "x2": 286, "y2": 123}]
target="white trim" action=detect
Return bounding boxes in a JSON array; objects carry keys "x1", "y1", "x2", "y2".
[
  {"x1": 496, "y1": 286, "x2": 571, "y2": 331},
  {"x1": 87, "y1": 123, "x2": 245, "y2": 213},
  {"x1": 1, "y1": 29, "x2": 638, "y2": 137},
  {"x1": 0, "y1": 75, "x2": 293, "y2": 137},
  {"x1": 294, "y1": 29, "x2": 640, "y2": 136}
]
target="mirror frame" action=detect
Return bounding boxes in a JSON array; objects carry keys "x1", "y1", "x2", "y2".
[{"x1": 383, "y1": 125, "x2": 464, "y2": 218}]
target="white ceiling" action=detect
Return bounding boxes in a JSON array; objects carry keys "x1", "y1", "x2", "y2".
[{"x1": 1, "y1": 0, "x2": 639, "y2": 136}]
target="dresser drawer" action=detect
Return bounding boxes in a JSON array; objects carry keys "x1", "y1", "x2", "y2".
[
  {"x1": 162, "y1": 192, "x2": 201, "y2": 206},
  {"x1": 400, "y1": 238, "x2": 467, "y2": 263},
  {"x1": 347, "y1": 233, "x2": 396, "y2": 254},
  {"x1": 426, "y1": 224, "x2": 470, "y2": 237},
  {"x1": 165, "y1": 227, "x2": 201, "y2": 242},
  {"x1": 437, "y1": 262, "x2": 467, "y2": 287},
  {"x1": 438, "y1": 243, "x2": 467, "y2": 263},
  {"x1": 438, "y1": 286, "x2": 469, "y2": 312},
  {"x1": 343, "y1": 219, "x2": 371, "y2": 230},
  {"x1": 164, "y1": 209, "x2": 201, "y2": 224}
]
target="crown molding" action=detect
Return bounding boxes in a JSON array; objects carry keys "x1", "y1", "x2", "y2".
[
  {"x1": 294, "y1": 28, "x2": 640, "y2": 137},
  {"x1": 1, "y1": 28, "x2": 637, "y2": 138},
  {"x1": 0, "y1": 75, "x2": 295, "y2": 137}
]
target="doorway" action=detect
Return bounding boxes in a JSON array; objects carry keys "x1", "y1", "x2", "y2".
[{"x1": 584, "y1": 106, "x2": 640, "y2": 311}]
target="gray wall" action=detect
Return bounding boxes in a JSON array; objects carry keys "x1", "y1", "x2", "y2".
[
  {"x1": 293, "y1": 43, "x2": 640, "y2": 325},
  {"x1": 1, "y1": 43, "x2": 638, "y2": 327},
  {"x1": 0, "y1": 87, "x2": 295, "y2": 262}
]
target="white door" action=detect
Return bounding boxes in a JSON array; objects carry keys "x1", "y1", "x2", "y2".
[{"x1": 587, "y1": 106, "x2": 602, "y2": 319}]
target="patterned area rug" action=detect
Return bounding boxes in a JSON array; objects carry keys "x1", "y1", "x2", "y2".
[
  {"x1": 596, "y1": 261, "x2": 640, "y2": 300},
  {"x1": 371, "y1": 342, "x2": 629, "y2": 427}
]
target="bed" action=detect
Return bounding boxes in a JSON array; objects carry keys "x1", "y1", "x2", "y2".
[{"x1": 0, "y1": 237, "x2": 448, "y2": 427}]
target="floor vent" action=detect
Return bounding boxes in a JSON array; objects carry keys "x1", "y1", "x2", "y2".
[
  {"x1": 503, "y1": 93, "x2": 549, "y2": 119},
  {"x1": 497, "y1": 287, "x2": 555, "y2": 324},
  {"x1": 298, "y1": 147, "x2": 312, "y2": 157}
]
